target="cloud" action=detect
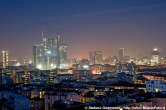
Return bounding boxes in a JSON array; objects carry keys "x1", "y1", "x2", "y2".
[{"x1": 74, "y1": 3, "x2": 166, "y2": 17}]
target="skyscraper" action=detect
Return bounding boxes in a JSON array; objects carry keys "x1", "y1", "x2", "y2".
[
  {"x1": 33, "y1": 35, "x2": 67, "y2": 70},
  {"x1": 2, "y1": 50, "x2": 8, "y2": 69},
  {"x1": 89, "y1": 51, "x2": 95, "y2": 65},
  {"x1": 151, "y1": 48, "x2": 159, "y2": 65},
  {"x1": 95, "y1": 51, "x2": 103, "y2": 64},
  {"x1": 118, "y1": 48, "x2": 124, "y2": 62},
  {"x1": 89, "y1": 51, "x2": 103, "y2": 64},
  {"x1": 59, "y1": 44, "x2": 68, "y2": 64}
]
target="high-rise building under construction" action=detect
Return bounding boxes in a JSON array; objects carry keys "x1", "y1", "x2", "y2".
[{"x1": 33, "y1": 34, "x2": 67, "y2": 70}]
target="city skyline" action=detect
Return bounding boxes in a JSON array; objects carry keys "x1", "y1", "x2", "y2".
[
  {"x1": 0, "y1": 0, "x2": 166, "y2": 59},
  {"x1": 1, "y1": 1, "x2": 166, "y2": 109}
]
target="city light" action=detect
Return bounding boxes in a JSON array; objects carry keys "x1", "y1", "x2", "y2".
[
  {"x1": 155, "y1": 88, "x2": 159, "y2": 93},
  {"x1": 29, "y1": 60, "x2": 32, "y2": 64},
  {"x1": 47, "y1": 50, "x2": 51, "y2": 54},
  {"x1": 60, "y1": 64, "x2": 68, "y2": 69},
  {"x1": 2, "y1": 51, "x2": 5, "y2": 53},
  {"x1": 82, "y1": 65, "x2": 89, "y2": 70},
  {"x1": 50, "y1": 64, "x2": 54, "y2": 67},
  {"x1": 153, "y1": 48, "x2": 158, "y2": 51},
  {"x1": 37, "y1": 64, "x2": 42, "y2": 69},
  {"x1": 50, "y1": 64, "x2": 56, "y2": 69},
  {"x1": 92, "y1": 70, "x2": 96, "y2": 74},
  {"x1": 1, "y1": 1, "x2": 166, "y2": 109},
  {"x1": 15, "y1": 62, "x2": 21, "y2": 66}
]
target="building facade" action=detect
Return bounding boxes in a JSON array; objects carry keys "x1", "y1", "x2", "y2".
[
  {"x1": 146, "y1": 80, "x2": 166, "y2": 93},
  {"x1": 118, "y1": 48, "x2": 124, "y2": 62},
  {"x1": 89, "y1": 51, "x2": 103, "y2": 65},
  {"x1": 151, "y1": 48, "x2": 159, "y2": 65},
  {"x1": 33, "y1": 35, "x2": 67, "y2": 70},
  {"x1": 2, "y1": 50, "x2": 8, "y2": 69}
]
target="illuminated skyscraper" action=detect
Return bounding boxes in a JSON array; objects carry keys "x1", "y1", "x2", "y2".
[
  {"x1": 59, "y1": 44, "x2": 68, "y2": 64},
  {"x1": 33, "y1": 35, "x2": 67, "y2": 70},
  {"x1": 33, "y1": 45, "x2": 44, "y2": 68},
  {"x1": 95, "y1": 51, "x2": 103, "y2": 64},
  {"x1": 89, "y1": 51, "x2": 95, "y2": 65},
  {"x1": 118, "y1": 48, "x2": 124, "y2": 62},
  {"x1": 151, "y1": 48, "x2": 159, "y2": 65},
  {"x1": 2, "y1": 50, "x2": 8, "y2": 69},
  {"x1": 89, "y1": 51, "x2": 103, "y2": 64},
  {"x1": 23, "y1": 72, "x2": 30, "y2": 84}
]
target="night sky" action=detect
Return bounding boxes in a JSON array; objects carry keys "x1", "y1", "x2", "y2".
[{"x1": 0, "y1": 0, "x2": 166, "y2": 60}]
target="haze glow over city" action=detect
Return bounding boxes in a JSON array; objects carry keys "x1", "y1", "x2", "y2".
[{"x1": 0, "y1": 0, "x2": 166, "y2": 59}]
